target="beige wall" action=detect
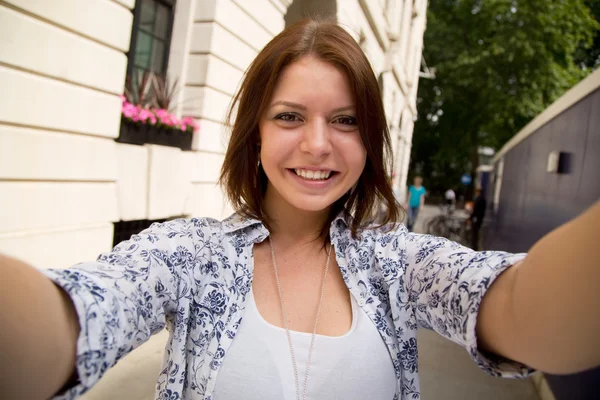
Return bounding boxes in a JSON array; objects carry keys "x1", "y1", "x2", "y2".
[
  {"x1": 336, "y1": 0, "x2": 428, "y2": 203},
  {"x1": 0, "y1": 0, "x2": 132, "y2": 269},
  {"x1": 0, "y1": 0, "x2": 427, "y2": 398}
]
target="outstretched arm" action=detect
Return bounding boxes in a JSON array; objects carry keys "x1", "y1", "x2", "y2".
[
  {"x1": 0, "y1": 218, "x2": 198, "y2": 399},
  {"x1": 0, "y1": 254, "x2": 79, "y2": 399},
  {"x1": 478, "y1": 200, "x2": 600, "y2": 374}
]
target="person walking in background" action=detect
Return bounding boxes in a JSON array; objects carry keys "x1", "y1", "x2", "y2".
[
  {"x1": 445, "y1": 188, "x2": 456, "y2": 208},
  {"x1": 407, "y1": 176, "x2": 426, "y2": 231},
  {"x1": 470, "y1": 186, "x2": 487, "y2": 250}
]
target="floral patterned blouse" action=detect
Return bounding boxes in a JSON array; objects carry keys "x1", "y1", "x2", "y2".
[{"x1": 44, "y1": 213, "x2": 533, "y2": 400}]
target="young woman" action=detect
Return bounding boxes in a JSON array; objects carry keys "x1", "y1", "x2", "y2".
[{"x1": 1, "y1": 19, "x2": 599, "y2": 400}]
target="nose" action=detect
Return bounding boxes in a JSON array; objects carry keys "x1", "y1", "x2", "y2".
[{"x1": 299, "y1": 118, "x2": 332, "y2": 157}]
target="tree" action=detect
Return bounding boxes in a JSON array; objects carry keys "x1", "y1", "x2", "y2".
[
  {"x1": 576, "y1": 0, "x2": 600, "y2": 69},
  {"x1": 411, "y1": 0, "x2": 599, "y2": 199}
]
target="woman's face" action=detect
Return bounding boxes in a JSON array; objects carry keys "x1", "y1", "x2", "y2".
[{"x1": 259, "y1": 55, "x2": 367, "y2": 214}]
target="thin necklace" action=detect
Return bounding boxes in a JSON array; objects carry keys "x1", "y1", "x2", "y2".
[{"x1": 268, "y1": 237, "x2": 333, "y2": 400}]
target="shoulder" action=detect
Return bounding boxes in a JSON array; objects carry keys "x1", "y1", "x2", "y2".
[
  {"x1": 361, "y1": 223, "x2": 409, "y2": 281},
  {"x1": 133, "y1": 217, "x2": 228, "y2": 245},
  {"x1": 375, "y1": 223, "x2": 408, "y2": 251},
  {"x1": 162, "y1": 216, "x2": 224, "y2": 234},
  {"x1": 356, "y1": 223, "x2": 409, "y2": 257}
]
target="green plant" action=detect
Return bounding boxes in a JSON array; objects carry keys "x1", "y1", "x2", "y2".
[
  {"x1": 151, "y1": 73, "x2": 180, "y2": 112},
  {"x1": 124, "y1": 70, "x2": 154, "y2": 107}
]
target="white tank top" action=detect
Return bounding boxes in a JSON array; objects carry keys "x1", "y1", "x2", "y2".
[{"x1": 212, "y1": 288, "x2": 396, "y2": 400}]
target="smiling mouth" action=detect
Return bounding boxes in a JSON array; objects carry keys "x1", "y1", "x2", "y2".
[{"x1": 290, "y1": 168, "x2": 338, "y2": 181}]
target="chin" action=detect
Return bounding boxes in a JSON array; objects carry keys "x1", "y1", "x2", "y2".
[
  {"x1": 292, "y1": 202, "x2": 332, "y2": 213},
  {"x1": 284, "y1": 193, "x2": 340, "y2": 213}
]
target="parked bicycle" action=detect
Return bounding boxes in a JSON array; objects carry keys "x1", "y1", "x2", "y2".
[{"x1": 426, "y1": 204, "x2": 471, "y2": 246}]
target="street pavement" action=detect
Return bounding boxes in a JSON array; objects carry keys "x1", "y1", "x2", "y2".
[
  {"x1": 411, "y1": 203, "x2": 470, "y2": 234},
  {"x1": 413, "y1": 205, "x2": 541, "y2": 400}
]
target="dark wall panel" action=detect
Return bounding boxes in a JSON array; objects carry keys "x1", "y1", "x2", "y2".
[
  {"x1": 578, "y1": 91, "x2": 600, "y2": 206},
  {"x1": 484, "y1": 88, "x2": 600, "y2": 399},
  {"x1": 485, "y1": 88, "x2": 600, "y2": 253}
]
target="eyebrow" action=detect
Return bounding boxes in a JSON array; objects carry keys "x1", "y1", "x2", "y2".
[{"x1": 269, "y1": 101, "x2": 355, "y2": 114}]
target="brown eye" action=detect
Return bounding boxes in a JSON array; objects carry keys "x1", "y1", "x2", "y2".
[
  {"x1": 275, "y1": 113, "x2": 302, "y2": 122},
  {"x1": 334, "y1": 116, "x2": 357, "y2": 126}
]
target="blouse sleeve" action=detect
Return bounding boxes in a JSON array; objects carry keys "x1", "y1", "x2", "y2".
[
  {"x1": 41, "y1": 218, "x2": 199, "y2": 399},
  {"x1": 403, "y1": 232, "x2": 534, "y2": 378}
]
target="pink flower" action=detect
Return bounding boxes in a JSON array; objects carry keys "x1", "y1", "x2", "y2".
[
  {"x1": 181, "y1": 116, "x2": 199, "y2": 133},
  {"x1": 138, "y1": 109, "x2": 152, "y2": 124},
  {"x1": 131, "y1": 105, "x2": 144, "y2": 122},
  {"x1": 160, "y1": 114, "x2": 174, "y2": 126},
  {"x1": 155, "y1": 109, "x2": 168, "y2": 119},
  {"x1": 119, "y1": 94, "x2": 126, "y2": 103},
  {"x1": 121, "y1": 104, "x2": 196, "y2": 132},
  {"x1": 158, "y1": 112, "x2": 180, "y2": 128},
  {"x1": 122, "y1": 102, "x2": 138, "y2": 119}
]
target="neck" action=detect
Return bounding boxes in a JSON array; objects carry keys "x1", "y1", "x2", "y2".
[{"x1": 262, "y1": 186, "x2": 330, "y2": 247}]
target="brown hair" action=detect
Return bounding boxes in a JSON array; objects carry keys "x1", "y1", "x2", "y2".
[{"x1": 219, "y1": 18, "x2": 403, "y2": 237}]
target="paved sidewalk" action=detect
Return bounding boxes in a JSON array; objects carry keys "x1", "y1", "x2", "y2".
[
  {"x1": 410, "y1": 203, "x2": 469, "y2": 234},
  {"x1": 414, "y1": 205, "x2": 540, "y2": 400}
]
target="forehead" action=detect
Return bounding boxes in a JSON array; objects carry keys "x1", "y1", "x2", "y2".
[{"x1": 270, "y1": 55, "x2": 354, "y2": 106}]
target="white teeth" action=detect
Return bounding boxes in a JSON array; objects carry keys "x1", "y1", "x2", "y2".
[{"x1": 294, "y1": 169, "x2": 332, "y2": 180}]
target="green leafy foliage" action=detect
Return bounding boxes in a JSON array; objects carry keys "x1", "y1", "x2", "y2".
[
  {"x1": 151, "y1": 74, "x2": 180, "y2": 111},
  {"x1": 124, "y1": 69, "x2": 154, "y2": 108},
  {"x1": 411, "y1": 0, "x2": 599, "y2": 197},
  {"x1": 124, "y1": 70, "x2": 180, "y2": 111},
  {"x1": 576, "y1": 0, "x2": 600, "y2": 69}
]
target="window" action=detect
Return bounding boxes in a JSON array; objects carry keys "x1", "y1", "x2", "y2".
[
  {"x1": 128, "y1": 0, "x2": 175, "y2": 78},
  {"x1": 118, "y1": 0, "x2": 193, "y2": 150}
]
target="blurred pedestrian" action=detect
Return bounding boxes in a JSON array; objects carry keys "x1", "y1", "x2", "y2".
[
  {"x1": 444, "y1": 188, "x2": 456, "y2": 208},
  {"x1": 407, "y1": 176, "x2": 426, "y2": 231},
  {"x1": 469, "y1": 187, "x2": 487, "y2": 250}
]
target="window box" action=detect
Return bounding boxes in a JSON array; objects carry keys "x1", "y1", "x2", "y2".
[
  {"x1": 116, "y1": 119, "x2": 149, "y2": 146},
  {"x1": 147, "y1": 125, "x2": 192, "y2": 151},
  {"x1": 117, "y1": 120, "x2": 193, "y2": 150}
]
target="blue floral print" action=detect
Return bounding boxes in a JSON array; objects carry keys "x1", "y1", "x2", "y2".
[
  {"x1": 44, "y1": 213, "x2": 533, "y2": 400},
  {"x1": 399, "y1": 338, "x2": 419, "y2": 373}
]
